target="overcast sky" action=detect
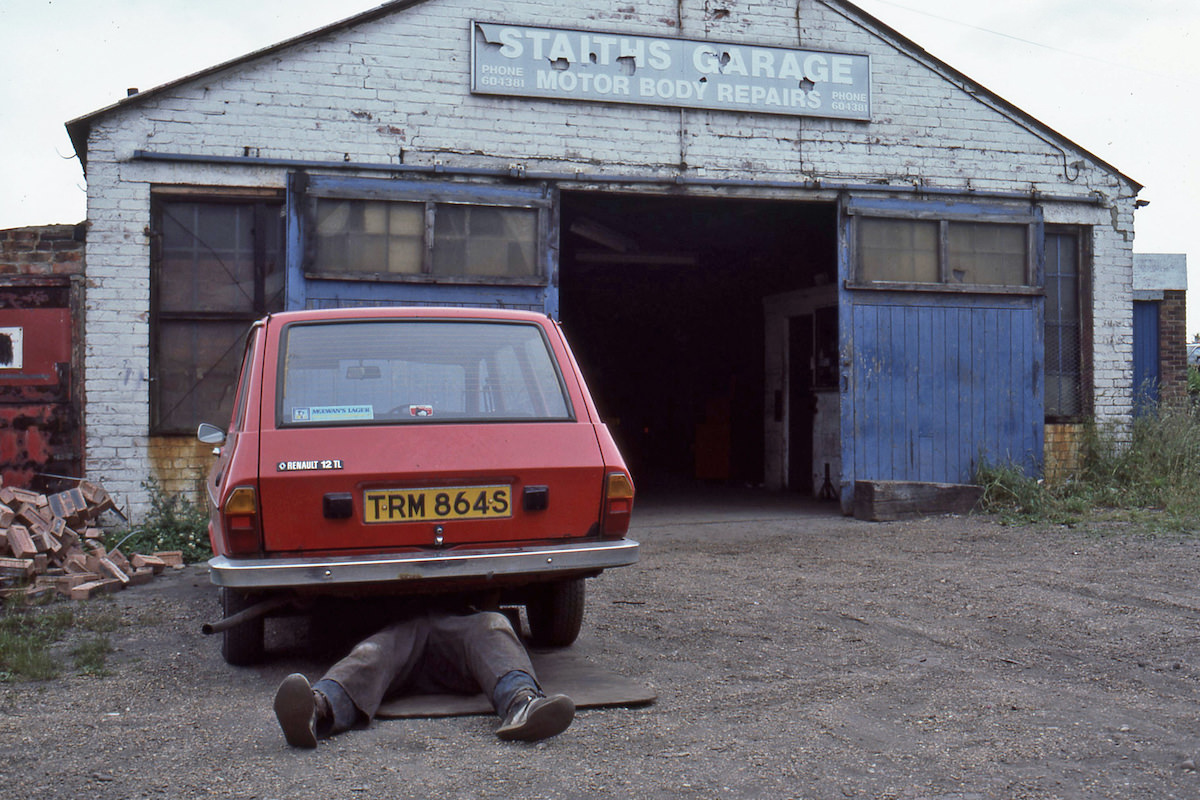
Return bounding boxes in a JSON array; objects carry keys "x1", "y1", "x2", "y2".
[{"x1": 2, "y1": 0, "x2": 1197, "y2": 331}]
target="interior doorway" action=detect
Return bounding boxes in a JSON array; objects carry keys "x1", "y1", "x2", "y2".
[
  {"x1": 788, "y1": 314, "x2": 815, "y2": 493},
  {"x1": 558, "y1": 191, "x2": 836, "y2": 490}
]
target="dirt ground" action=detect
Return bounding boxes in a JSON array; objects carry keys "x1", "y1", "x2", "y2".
[{"x1": 2, "y1": 490, "x2": 1200, "y2": 799}]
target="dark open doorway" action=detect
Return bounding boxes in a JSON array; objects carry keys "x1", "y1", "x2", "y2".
[{"x1": 558, "y1": 191, "x2": 836, "y2": 490}]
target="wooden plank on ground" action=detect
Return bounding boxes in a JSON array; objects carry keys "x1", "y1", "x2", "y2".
[{"x1": 853, "y1": 480, "x2": 984, "y2": 522}]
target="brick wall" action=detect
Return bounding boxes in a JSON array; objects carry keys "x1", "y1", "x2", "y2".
[
  {"x1": 75, "y1": 0, "x2": 1141, "y2": 514},
  {"x1": 0, "y1": 224, "x2": 86, "y2": 276},
  {"x1": 1044, "y1": 423, "x2": 1084, "y2": 485},
  {"x1": 1159, "y1": 290, "x2": 1188, "y2": 405}
]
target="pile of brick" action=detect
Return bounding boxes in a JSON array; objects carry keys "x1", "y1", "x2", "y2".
[{"x1": 0, "y1": 481, "x2": 184, "y2": 600}]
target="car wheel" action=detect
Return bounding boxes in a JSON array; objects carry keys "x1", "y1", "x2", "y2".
[
  {"x1": 221, "y1": 587, "x2": 265, "y2": 666},
  {"x1": 526, "y1": 577, "x2": 585, "y2": 647}
]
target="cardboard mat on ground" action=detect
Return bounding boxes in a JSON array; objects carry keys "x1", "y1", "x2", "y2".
[{"x1": 377, "y1": 649, "x2": 656, "y2": 718}]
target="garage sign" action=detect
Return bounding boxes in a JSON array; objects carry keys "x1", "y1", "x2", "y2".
[{"x1": 472, "y1": 21, "x2": 870, "y2": 121}]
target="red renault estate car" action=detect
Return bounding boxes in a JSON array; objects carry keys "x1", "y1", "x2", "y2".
[{"x1": 198, "y1": 307, "x2": 637, "y2": 665}]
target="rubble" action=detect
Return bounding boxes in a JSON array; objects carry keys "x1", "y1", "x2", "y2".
[{"x1": 0, "y1": 479, "x2": 185, "y2": 600}]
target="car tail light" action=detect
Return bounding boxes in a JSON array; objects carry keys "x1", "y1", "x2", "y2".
[
  {"x1": 222, "y1": 485, "x2": 261, "y2": 554},
  {"x1": 602, "y1": 472, "x2": 635, "y2": 536}
]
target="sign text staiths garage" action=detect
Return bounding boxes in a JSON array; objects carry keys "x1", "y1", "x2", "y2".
[{"x1": 472, "y1": 21, "x2": 871, "y2": 121}]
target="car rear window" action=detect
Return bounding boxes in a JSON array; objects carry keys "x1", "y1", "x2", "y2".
[{"x1": 278, "y1": 319, "x2": 573, "y2": 426}]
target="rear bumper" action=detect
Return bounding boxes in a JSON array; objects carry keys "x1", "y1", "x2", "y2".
[{"x1": 208, "y1": 538, "x2": 639, "y2": 590}]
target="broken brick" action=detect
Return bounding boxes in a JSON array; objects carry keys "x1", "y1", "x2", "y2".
[
  {"x1": 0, "y1": 557, "x2": 35, "y2": 579},
  {"x1": 70, "y1": 578, "x2": 123, "y2": 600},
  {"x1": 8, "y1": 524, "x2": 37, "y2": 558},
  {"x1": 131, "y1": 553, "x2": 167, "y2": 574}
]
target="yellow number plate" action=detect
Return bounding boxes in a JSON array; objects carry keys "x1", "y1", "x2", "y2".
[{"x1": 363, "y1": 485, "x2": 512, "y2": 524}]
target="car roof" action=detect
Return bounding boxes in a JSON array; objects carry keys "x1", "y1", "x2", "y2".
[{"x1": 264, "y1": 306, "x2": 554, "y2": 326}]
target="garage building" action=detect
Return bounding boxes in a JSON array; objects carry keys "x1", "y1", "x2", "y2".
[{"x1": 65, "y1": 0, "x2": 1143, "y2": 515}]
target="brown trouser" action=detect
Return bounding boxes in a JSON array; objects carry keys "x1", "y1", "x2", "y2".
[{"x1": 321, "y1": 610, "x2": 536, "y2": 722}]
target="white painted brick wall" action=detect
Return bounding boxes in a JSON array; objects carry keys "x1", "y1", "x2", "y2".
[{"x1": 80, "y1": 0, "x2": 1139, "y2": 514}]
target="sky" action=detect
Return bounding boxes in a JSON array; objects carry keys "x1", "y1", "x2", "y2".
[{"x1": 2, "y1": 0, "x2": 1197, "y2": 331}]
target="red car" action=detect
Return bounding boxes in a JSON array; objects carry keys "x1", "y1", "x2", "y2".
[{"x1": 198, "y1": 307, "x2": 637, "y2": 665}]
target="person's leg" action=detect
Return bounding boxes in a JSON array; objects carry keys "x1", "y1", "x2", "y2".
[
  {"x1": 322, "y1": 616, "x2": 432, "y2": 720},
  {"x1": 274, "y1": 616, "x2": 432, "y2": 747},
  {"x1": 418, "y1": 611, "x2": 575, "y2": 741},
  {"x1": 415, "y1": 611, "x2": 534, "y2": 699}
]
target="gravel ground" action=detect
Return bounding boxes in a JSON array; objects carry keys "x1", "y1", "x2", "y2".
[{"x1": 3, "y1": 490, "x2": 1200, "y2": 799}]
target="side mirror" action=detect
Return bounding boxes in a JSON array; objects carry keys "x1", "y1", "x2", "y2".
[{"x1": 197, "y1": 422, "x2": 227, "y2": 445}]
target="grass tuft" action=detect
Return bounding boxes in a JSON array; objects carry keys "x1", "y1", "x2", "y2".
[
  {"x1": 0, "y1": 594, "x2": 126, "y2": 682},
  {"x1": 71, "y1": 635, "x2": 113, "y2": 677},
  {"x1": 0, "y1": 599, "x2": 76, "y2": 682},
  {"x1": 977, "y1": 404, "x2": 1200, "y2": 532}
]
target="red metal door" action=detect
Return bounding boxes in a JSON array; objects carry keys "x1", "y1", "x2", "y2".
[{"x1": 0, "y1": 278, "x2": 82, "y2": 490}]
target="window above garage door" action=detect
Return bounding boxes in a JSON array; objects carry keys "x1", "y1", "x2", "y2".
[
  {"x1": 286, "y1": 174, "x2": 557, "y2": 313},
  {"x1": 310, "y1": 198, "x2": 539, "y2": 280},
  {"x1": 291, "y1": 174, "x2": 550, "y2": 284},
  {"x1": 846, "y1": 197, "x2": 1040, "y2": 292}
]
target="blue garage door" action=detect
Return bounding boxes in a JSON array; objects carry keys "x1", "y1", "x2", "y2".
[
  {"x1": 839, "y1": 196, "x2": 1045, "y2": 509},
  {"x1": 1132, "y1": 300, "x2": 1159, "y2": 414}
]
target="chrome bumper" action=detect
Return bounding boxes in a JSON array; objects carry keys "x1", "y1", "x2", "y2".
[{"x1": 208, "y1": 538, "x2": 639, "y2": 589}]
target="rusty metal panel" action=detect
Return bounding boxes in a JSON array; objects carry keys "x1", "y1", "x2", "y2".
[
  {"x1": 0, "y1": 309, "x2": 71, "y2": 388},
  {"x1": 0, "y1": 278, "x2": 82, "y2": 490}
]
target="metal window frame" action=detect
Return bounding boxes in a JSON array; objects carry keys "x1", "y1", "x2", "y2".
[
  {"x1": 292, "y1": 173, "x2": 553, "y2": 286},
  {"x1": 149, "y1": 190, "x2": 285, "y2": 434},
  {"x1": 1043, "y1": 225, "x2": 1092, "y2": 422},
  {"x1": 845, "y1": 198, "x2": 1041, "y2": 294}
]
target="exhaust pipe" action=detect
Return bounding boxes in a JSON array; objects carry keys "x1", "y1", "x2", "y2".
[{"x1": 201, "y1": 595, "x2": 295, "y2": 635}]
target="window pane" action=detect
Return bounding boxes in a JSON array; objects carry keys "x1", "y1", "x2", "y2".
[
  {"x1": 153, "y1": 199, "x2": 284, "y2": 434},
  {"x1": 432, "y1": 205, "x2": 539, "y2": 278},
  {"x1": 159, "y1": 203, "x2": 257, "y2": 312},
  {"x1": 1044, "y1": 232, "x2": 1082, "y2": 417},
  {"x1": 157, "y1": 320, "x2": 250, "y2": 432},
  {"x1": 947, "y1": 222, "x2": 1027, "y2": 286},
  {"x1": 313, "y1": 199, "x2": 424, "y2": 275},
  {"x1": 858, "y1": 218, "x2": 939, "y2": 283},
  {"x1": 280, "y1": 321, "x2": 570, "y2": 425},
  {"x1": 263, "y1": 205, "x2": 286, "y2": 310}
]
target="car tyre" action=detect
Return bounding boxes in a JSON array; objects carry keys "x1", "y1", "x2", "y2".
[
  {"x1": 221, "y1": 587, "x2": 265, "y2": 666},
  {"x1": 526, "y1": 577, "x2": 585, "y2": 647}
]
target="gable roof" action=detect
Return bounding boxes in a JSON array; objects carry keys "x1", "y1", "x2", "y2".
[
  {"x1": 65, "y1": 0, "x2": 426, "y2": 172},
  {"x1": 828, "y1": 1, "x2": 1140, "y2": 191},
  {"x1": 64, "y1": 0, "x2": 1140, "y2": 190}
]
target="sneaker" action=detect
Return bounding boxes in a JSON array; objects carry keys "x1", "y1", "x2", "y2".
[
  {"x1": 496, "y1": 690, "x2": 575, "y2": 742},
  {"x1": 274, "y1": 673, "x2": 323, "y2": 748}
]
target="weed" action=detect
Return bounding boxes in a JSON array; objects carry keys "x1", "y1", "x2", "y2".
[
  {"x1": 0, "y1": 599, "x2": 75, "y2": 682},
  {"x1": 0, "y1": 593, "x2": 126, "y2": 682},
  {"x1": 109, "y1": 480, "x2": 211, "y2": 564},
  {"x1": 977, "y1": 405, "x2": 1200, "y2": 531},
  {"x1": 71, "y1": 635, "x2": 113, "y2": 676},
  {"x1": 79, "y1": 607, "x2": 122, "y2": 635}
]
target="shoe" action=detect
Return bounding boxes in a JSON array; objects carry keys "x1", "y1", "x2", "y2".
[
  {"x1": 274, "y1": 673, "x2": 321, "y2": 748},
  {"x1": 496, "y1": 690, "x2": 575, "y2": 741}
]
